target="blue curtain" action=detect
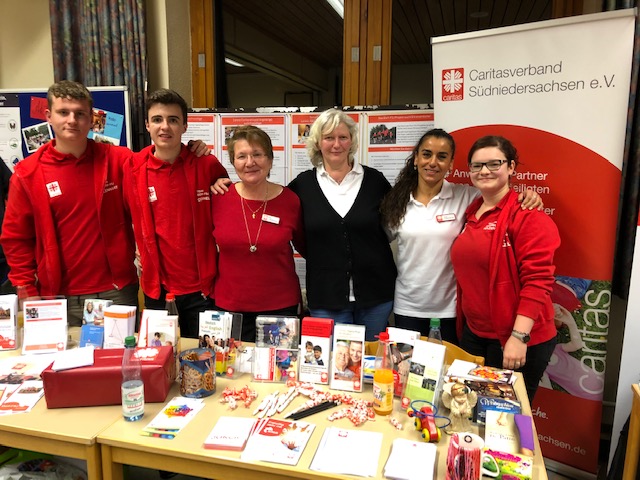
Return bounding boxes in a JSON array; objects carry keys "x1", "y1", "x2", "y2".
[{"x1": 49, "y1": 0, "x2": 147, "y2": 151}]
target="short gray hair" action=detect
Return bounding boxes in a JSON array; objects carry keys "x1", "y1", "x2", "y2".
[{"x1": 305, "y1": 108, "x2": 359, "y2": 167}]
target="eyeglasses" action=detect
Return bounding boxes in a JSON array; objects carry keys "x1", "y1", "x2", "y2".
[
  {"x1": 235, "y1": 152, "x2": 267, "y2": 162},
  {"x1": 468, "y1": 159, "x2": 509, "y2": 173}
]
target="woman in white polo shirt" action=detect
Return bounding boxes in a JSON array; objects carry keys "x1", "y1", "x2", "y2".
[{"x1": 380, "y1": 129, "x2": 540, "y2": 343}]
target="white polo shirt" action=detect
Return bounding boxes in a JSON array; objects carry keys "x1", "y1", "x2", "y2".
[{"x1": 389, "y1": 181, "x2": 479, "y2": 318}]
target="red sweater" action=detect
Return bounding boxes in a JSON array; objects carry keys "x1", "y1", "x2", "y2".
[
  {"x1": 124, "y1": 145, "x2": 228, "y2": 299},
  {"x1": 211, "y1": 184, "x2": 304, "y2": 312},
  {"x1": 1, "y1": 140, "x2": 138, "y2": 297},
  {"x1": 451, "y1": 189, "x2": 559, "y2": 346}
]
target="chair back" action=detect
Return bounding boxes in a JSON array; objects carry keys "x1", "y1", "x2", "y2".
[{"x1": 365, "y1": 339, "x2": 484, "y2": 366}]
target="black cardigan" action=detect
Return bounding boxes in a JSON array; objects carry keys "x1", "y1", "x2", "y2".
[{"x1": 289, "y1": 166, "x2": 396, "y2": 310}]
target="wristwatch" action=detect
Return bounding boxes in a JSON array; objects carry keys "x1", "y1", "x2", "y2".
[{"x1": 511, "y1": 330, "x2": 531, "y2": 344}]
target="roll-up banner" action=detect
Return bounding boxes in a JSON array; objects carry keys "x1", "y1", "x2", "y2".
[{"x1": 432, "y1": 10, "x2": 635, "y2": 473}]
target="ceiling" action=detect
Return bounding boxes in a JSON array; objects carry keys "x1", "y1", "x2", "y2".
[{"x1": 221, "y1": 0, "x2": 554, "y2": 75}]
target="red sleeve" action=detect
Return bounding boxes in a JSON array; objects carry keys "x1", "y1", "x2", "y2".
[
  {"x1": 209, "y1": 154, "x2": 229, "y2": 180},
  {"x1": 511, "y1": 210, "x2": 560, "y2": 320},
  {"x1": 0, "y1": 175, "x2": 39, "y2": 296}
]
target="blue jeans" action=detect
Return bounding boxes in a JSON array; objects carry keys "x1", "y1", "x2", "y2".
[{"x1": 310, "y1": 301, "x2": 393, "y2": 341}]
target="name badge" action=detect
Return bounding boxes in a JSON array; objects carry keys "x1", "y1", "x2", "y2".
[
  {"x1": 436, "y1": 213, "x2": 456, "y2": 222},
  {"x1": 262, "y1": 214, "x2": 280, "y2": 224}
]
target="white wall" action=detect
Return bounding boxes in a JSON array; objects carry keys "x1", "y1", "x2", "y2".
[{"x1": 0, "y1": 0, "x2": 54, "y2": 88}]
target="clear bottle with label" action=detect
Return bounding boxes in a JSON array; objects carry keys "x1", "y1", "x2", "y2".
[
  {"x1": 373, "y1": 331, "x2": 394, "y2": 415},
  {"x1": 121, "y1": 335, "x2": 144, "y2": 421},
  {"x1": 428, "y1": 318, "x2": 443, "y2": 344},
  {"x1": 165, "y1": 292, "x2": 180, "y2": 338}
]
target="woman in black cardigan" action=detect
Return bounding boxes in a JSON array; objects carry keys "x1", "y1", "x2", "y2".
[{"x1": 288, "y1": 109, "x2": 396, "y2": 341}]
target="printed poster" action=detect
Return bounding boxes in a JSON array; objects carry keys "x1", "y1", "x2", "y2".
[{"x1": 432, "y1": 10, "x2": 635, "y2": 472}]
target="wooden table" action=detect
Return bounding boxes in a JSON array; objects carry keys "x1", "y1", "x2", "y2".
[
  {"x1": 623, "y1": 383, "x2": 640, "y2": 480},
  {"x1": 98, "y1": 370, "x2": 548, "y2": 480},
  {"x1": 0, "y1": 332, "x2": 123, "y2": 480},
  {"x1": 0, "y1": 400, "x2": 122, "y2": 480}
]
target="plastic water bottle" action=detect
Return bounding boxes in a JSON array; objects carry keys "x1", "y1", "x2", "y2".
[
  {"x1": 121, "y1": 335, "x2": 144, "y2": 421},
  {"x1": 373, "y1": 331, "x2": 394, "y2": 416},
  {"x1": 428, "y1": 318, "x2": 443, "y2": 344}
]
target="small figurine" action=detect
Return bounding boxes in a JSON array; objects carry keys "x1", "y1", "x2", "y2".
[{"x1": 442, "y1": 382, "x2": 477, "y2": 433}]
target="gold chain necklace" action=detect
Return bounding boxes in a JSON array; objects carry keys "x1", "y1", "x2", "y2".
[
  {"x1": 240, "y1": 185, "x2": 269, "y2": 253},
  {"x1": 243, "y1": 197, "x2": 266, "y2": 219}
]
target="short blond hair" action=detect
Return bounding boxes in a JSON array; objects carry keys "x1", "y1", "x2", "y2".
[{"x1": 306, "y1": 108, "x2": 359, "y2": 167}]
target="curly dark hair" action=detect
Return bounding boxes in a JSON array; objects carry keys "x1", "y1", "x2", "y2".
[{"x1": 380, "y1": 128, "x2": 455, "y2": 230}]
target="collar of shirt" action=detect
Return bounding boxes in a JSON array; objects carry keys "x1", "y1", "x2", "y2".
[
  {"x1": 147, "y1": 144, "x2": 187, "y2": 170},
  {"x1": 408, "y1": 179, "x2": 455, "y2": 207},
  {"x1": 42, "y1": 139, "x2": 91, "y2": 165},
  {"x1": 316, "y1": 161, "x2": 363, "y2": 190}
]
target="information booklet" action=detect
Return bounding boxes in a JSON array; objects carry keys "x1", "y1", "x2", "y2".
[
  {"x1": 141, "y1": 396, "x2": 205, "y2": 439},
  {"x1": 387, "y1": 326, "x2": 420, "y2": 397},
  {"x1": 483, "y1": 410, "x2": 534, "y2": 480},
  {"x1": 203, "y1": 416, "x2": 256, "y2": 451},
  {"x1": 241, "y1": 418, "x2": 315, "y2": 466},
  {"x1": 299, "y1": 317, "x2": 333, "y2": 385},
  {"x1": 0, "y1": 294, "x2": 18, "y2": 351},
  {"x1": 22, "y1": 299, "x2": 67, "y2": 354},
  {"x1": 252, "y1": 317, "x2": 300, "y2": 383},
  {"x1": 103, "y1": 305, "x2": 137, "y2": 348},
  {"x1": 79, "y1": 324, "x2": 104, "y2": 348},
  {"x1": 81, "y1": 298, "x2": 112, "y2": 326},
  {"x1": 330, "y1": 323, "x2": 365, "y2": 392},
  {"x1": 446, "y1": 359, "x2": 515, "y2": 385},
  {"x1": 402, "y1": 338, "x2": 446, "y2": 405},
  {"x1": 137, "y1": 309, "x2": 168, "y2": 348}
]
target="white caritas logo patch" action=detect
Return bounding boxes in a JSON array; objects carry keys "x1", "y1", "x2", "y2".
[
  {"x1": 484, "y1": 221, "x2": 497, "y2": 231},
  {"x1": 46, "y1": 181, "x2": 62, "y2": 197},
  {"x1": 148, "y1": 186, "x2": 158, "y2": 202}
]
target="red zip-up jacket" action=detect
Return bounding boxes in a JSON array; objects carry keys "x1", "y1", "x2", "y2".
[
  {"x1": 453, "y1": 189, "x2": 560, "y2": 346},
  {"x1": 124, "y1": 145, "x2": 227, "y2": 300},
  {"x1": 1, "y1": 141, "x2": 137, "y2": 297}
]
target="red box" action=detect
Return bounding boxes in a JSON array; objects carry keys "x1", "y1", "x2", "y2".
[{"x1": 42, "y1": 346, "x2": 176, "y2": 408}]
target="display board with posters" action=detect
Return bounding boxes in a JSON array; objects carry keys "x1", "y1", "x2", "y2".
[{"x1": 0, "y1": 86, "x2": 131, "y2": 171}]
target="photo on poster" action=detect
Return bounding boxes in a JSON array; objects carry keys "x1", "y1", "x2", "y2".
[
  {"x1": 22, "y1": 122, "x2": 53, "y2": 153},
  {"x1": 88, "y1": 108, "x2": 124, "y2": 145}
]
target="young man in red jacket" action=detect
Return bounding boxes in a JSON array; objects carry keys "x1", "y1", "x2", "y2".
[
  {"x1": 124, "y1": 89, "x2": 228, "y2": 338},
  {"x1": 1, "y1": 81, "x2": 139, "y2": 326}
]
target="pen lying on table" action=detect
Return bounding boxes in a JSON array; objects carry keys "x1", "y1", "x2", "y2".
[{"x1": 285, "y1": 400, "x2": 339, "y2": 421}]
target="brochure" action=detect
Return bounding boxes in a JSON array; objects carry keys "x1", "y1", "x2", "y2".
[
  {"x1": 141, "y1": 396, "x2": 205, "y2": 439},
  {"x1": 241, "y1": 418, "x2": 315, "y2": 466},
  {"x1": 203, "y1": 416, "x2": 256, "y2": 451},
  {"x1": 299, "y1": 317, "x2": 333, "y2": 385},
  {"x1": 402, "y1": 338, "x2": 446, "y2": 405},
  {"x1": 0, "y1": 294, "x2": 17, "y2": 350},
  {"x1": 330, "y1": 323, "x2": 365, "y2": 393},
  {"x1": 22, "y1": 299, "x2": 67, "y2": 354},
  {"x1": 103, "y1": 305, "x2": 136, "y2": 348},
  {"x1": 82, "y1": 298, "x2": 112, "y2": 326},
  {"x1": 387, "y1": 326, "x2": 420, "y2": 397}
]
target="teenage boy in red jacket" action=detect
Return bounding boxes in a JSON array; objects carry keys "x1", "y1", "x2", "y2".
[
  {"x1": 124, "y1": 89, "x2": 228, "y2": 338},
  {"x1": 1, "y1": 81, "x2": 140, "y2": 326},
  {"x1": 0, "y1": 81, "x2": 209, "y2": 327}
]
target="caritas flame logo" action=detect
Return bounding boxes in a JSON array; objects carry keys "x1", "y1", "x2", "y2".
[{"x1": 442, "y1": 68, "x2": 464, "y2": 101}]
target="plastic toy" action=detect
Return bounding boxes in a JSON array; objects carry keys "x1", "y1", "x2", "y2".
[{"x1": 407, "y1": 400, "x2": 449, "y2": 442}]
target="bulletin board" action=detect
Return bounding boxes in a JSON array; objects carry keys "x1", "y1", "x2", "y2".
[{"x1": 0, "y1": 86, "x2": 131, "y2": 171}]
